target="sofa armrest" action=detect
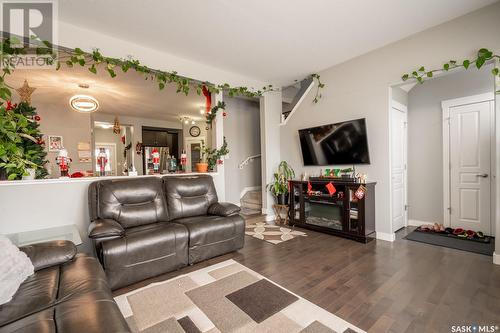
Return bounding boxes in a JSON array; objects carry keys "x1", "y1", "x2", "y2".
[
  {"x1": 208, "y1": 202, "x2": 241, "y2": 217},
  {"x1": 20, "y1": 240, "x2": 77, "y2": 271},
  {"x1": 88, "y1": 219, "x2": 125, "y2": 240}
]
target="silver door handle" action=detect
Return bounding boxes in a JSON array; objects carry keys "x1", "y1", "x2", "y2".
[{"x1": 476, "y1": 173, "x2": 488, "y2": 178}]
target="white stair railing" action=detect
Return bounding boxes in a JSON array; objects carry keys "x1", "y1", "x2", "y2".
[{"x1": 238, "y1": 154, "x2": 261, "y2": 169}]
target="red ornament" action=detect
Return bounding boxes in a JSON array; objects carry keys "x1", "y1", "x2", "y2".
[
  {"x1": 34, "y1": 115, "x2": 41, "y2": 121},
  {"x1": 223, "y1": 112, "x2": 227, "y2": 117},
  {"x1": 217, "y1": 159, "x2": 223, "y2": 165},
  {"x1": 202, "y1": 85, "x2": 212, "y2": 114},
  {"x1": 5, "y1": 101, "x2": 17, "y2": 111},
  {"x1": 36, "y1": 138, "x2": 45, "y2": 145}
]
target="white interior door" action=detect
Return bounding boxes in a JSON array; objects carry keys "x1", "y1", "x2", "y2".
[
  {"x1": 448, "y1": 101, "x2": 492, "y2": 233},
  {"x1": 185, "y1": 137, "x2": 205, "y2": 172},
  {"x1": 391, "y1": 103, "x2": 407, "y2": 232}
]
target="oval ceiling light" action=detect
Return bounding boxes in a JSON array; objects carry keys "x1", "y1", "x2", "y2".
[{"x1": 69, "y1": 95, "x2": 99, "y2": 113}]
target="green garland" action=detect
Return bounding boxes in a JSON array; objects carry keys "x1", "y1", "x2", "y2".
[
  {"x1": 205, "y1": 101, "x2": 225, "y2": 129},
  {"x1": 0, "y1": 36, "x2": 325, "y2": 102},
  {"x1": 402, "y1": 48, "x2": 500, "y2": 91}
]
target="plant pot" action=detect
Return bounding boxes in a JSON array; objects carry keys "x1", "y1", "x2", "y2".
[
  {"x1": 22, "y1": 168, "x2": 36, "y2": 180},
  {"x1": 274, "y1": 193, "x2": 289, "y2": 205},
  {"x1": 195, "y1": 162, "x2": 209, "y2": 173},
  {"x1": 0, "y1": 168, "x2": 6, "y2": 181}
]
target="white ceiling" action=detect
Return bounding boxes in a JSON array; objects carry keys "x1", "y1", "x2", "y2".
[
  {"x1": 7, "y1": 66, "x2": 206, "y2": 121},
  {"x1": 58, "y1": 0, "x2": 497, "y2": 85}
]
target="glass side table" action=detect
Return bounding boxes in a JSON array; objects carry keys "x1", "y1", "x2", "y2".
[{"x1": 5, "y1": 225, "x2": 82, "y2": 247}]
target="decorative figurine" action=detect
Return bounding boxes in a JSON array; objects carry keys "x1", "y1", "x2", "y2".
[
  {"x1": 151, "y1": 148, "x2": 160, "y2": 173},
  {"x1": 55, "y1": 149, "x2": 72, "y2": 178},
  {"x1": 96, "y1": 148, "x2": 108, "y2": 176}
]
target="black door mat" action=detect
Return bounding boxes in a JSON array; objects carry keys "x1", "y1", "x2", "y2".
[{"x1": 404, "y1": 230, "x2": 495, "y2": 256}]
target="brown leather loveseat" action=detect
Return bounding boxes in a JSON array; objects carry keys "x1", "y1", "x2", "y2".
[{"x1": 88, "y1": 175, "x2": 245, "y2": 290}]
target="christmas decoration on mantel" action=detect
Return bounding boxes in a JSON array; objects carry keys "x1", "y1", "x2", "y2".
[{"x1": 16, "y1": 79, "x2": 36, "y2": 104}]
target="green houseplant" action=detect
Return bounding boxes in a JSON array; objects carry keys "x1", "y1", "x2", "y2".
[
  {"x1": 267, "y1": 161, "x2": 295, "y2": 205},
  {"x1": 197, "y1": 137, "x2": 229, "y2": 172}
]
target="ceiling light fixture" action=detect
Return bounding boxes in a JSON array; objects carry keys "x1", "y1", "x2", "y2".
[
  {"x1": 199, "y1": 108, "x2": 205, "y2": 114},
  {"x1": 191, "y1": 120, "x2": 195, "y2": 125},
  {"x1": 69, "y1": 94, "x2": 99, "y2": 113}
]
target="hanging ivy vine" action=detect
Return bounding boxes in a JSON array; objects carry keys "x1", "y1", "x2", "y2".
[
  {"x1": 401, "y1": 48, "x2": 500, "y2": 92},
  {"x1": 205, "y1": 101, "x2": 226, "y2": 129},
  {"x1": 0, "y1": 36, "x2": 325, "y2": 102}
]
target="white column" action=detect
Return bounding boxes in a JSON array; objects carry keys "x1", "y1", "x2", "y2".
[
  {"x1": 494, "y1": 58, "x2": 500, "y2": 265},
  {"x1": 212, "y1": 91, "x2": 226, "y2": 201},
  {"x1": 260, "y1": 91, "x2": 282, "y2": 217}
]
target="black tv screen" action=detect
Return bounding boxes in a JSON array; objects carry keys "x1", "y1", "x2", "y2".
[{"x1": 298, "y1": 118, "x2": 370, "y2": 166}]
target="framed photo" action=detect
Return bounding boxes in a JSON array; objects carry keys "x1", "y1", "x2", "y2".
[{"x1": 48, "y1": 135, "x2": 63, "y2": 151}]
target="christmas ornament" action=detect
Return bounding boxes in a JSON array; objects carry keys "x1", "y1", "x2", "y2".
[
  {"x1": 180, "y1": 150, "x2": 187, "y2": 172},
  {"x1": 96, "y1": 148, "x2": 108, "y2": 176},
  {"x1": 326, "y1": 182, "x2": 336, "y2": 196},
  {"x1": 121, "y1": 135, "x2": 126, "y2": 144},
  {"x1": 223, "y1": 112, "x2": 227, "y2": 117},
  {"x1": 202, "y1": 85, "x2": 211, "y2": 113},
  {"x1": 16, "y1": 80, "x2": 36, "y2": 104},
  {"x1": 217, "y1": 159, "x2": 223, "y2": 165},
  {"x1": 113, "y1": 117, "x2": 121, "y2": 134},
  {"x1": 34, "y1": 115, "x2": 41, "y2": 121},
  {"x1": 151, "y1": 148, "x2": 160, "y2": 173},
  {"x1": 55, "y1": 149, "x2": 72, "y2": 178},
  {"x1": 354, "y1": 185, "x2": 366, "y2": 200},
  {"x1": 135, "y1": 142, "x2": 142, "y2": 155},
  {"x1": 5, "y1": 100, "x2": 17, "y2": 110}
]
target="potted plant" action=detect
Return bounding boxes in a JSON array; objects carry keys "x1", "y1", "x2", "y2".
[
  {"x1": 267, "y1": 161, "x2": 295, "y2": 205},
  {"x1": 196, "y1": 137, "x2": 229, "y2": 173}
]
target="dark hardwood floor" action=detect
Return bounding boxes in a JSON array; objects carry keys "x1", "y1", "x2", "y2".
[{"x1": 115, "y1": 226, "x2": 500, "y2": 333}]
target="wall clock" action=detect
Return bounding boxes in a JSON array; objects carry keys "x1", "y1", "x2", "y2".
[{"x1": 189, "y1": 126, "x2": 201, "y2": 137}]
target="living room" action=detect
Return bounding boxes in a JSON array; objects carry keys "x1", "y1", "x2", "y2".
[{"x1": 1, "y1": 1, "x2": 500, "y2": 333}]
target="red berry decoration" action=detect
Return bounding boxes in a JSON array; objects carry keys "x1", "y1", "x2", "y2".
[
  {"x1": 5, "y1": 101, "x2": 17, "y2": 111},
  {"x1": 217, "y1": 159, "x2": 223, "y2": 165},
  {"x1": 223, "y1": 112, "x2": 227, "y2": 117},
  {"x1": 34, "y1": 115, "x2": 41, "y2": 121}
]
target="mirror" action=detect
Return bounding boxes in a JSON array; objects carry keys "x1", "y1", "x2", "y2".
[{"x1": 92, "y1": 121, "x2": 134, "y2": 176}]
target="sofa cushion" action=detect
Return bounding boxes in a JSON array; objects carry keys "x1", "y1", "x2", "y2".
[
  {"x1": 90, "y1": 177, "x2": 169, "y2": 228},
  {"x1": 173, "y1": 215, "x2": 245, "y2": 264},
  {"x1": 163, "y1": 175, "x2": 218, "y2": 220},
  {"x1": 100, "y1": 222, "x2": 189, "y2": 290},
  {"x1": 0, "y1": 266, "x2": 58, "y2": 327}
]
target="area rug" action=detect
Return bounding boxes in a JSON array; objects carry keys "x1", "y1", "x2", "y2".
[
  {"x1": 245, "y1": 222, "x2": 307, "y2": 244},
  {"x1": 115, "y1": 259, "x2": 363, "y2": 333},
  {"x1": 404, "y1": 230, "x2": 495, "y2": 256}
]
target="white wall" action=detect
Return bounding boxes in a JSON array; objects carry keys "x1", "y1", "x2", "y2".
[
  {"x1": 223, "y1": 97, "x2": 261, "y2": 205},
  {"x1": 279, "y1": 2, "x2": 500, "y2": 239},
  {"x1": 407, "y1": 65, "x2": 494, "y2": 224},
  {"x1": 0, "y1": 173, "x2": 223, "y2": 254}
]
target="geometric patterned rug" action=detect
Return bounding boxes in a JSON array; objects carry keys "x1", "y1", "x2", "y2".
[
  {"x1": 245, "y1": 222, "x2": 307, "y2": 245},
  {"x1": 114, "y1": 259, "x2": 363, "y2": 333}
]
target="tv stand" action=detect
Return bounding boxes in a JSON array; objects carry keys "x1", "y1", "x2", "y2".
[{"x1": 289, "y1": 179, "x2": 376, "y2": 243}]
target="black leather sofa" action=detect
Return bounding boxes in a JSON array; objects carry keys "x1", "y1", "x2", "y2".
[
  {"x1": 88, "y1": 175, "x2": 245, "y2": 290},
  {"x1": 0, "y1": 240, "x2": 130, "y2": 333}
]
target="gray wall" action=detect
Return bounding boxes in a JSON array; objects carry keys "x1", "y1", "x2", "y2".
[
  {"x1": 407, "y1": 65, "x2": 494, "y2": 223},
  {"x1": 223, "y1": 97, "x2": 261, "y2": 205}
]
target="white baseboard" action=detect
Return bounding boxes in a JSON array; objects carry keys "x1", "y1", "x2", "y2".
[
  {"x1": 265, "y1": 214, "x2": 276, "y2": 222},
  {"x1": 376, "y1": 232, "x2": 395, "y2": 242},
  {"x1": 494, "y1": 252, "x2": 500, "y2": 265},
  {"x1": 408, "y1": 219, "x2": 435, "y2": 227}
]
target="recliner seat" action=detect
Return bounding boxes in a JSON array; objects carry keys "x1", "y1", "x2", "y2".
[{"x1": 88, "y1": 175, "x2": 244, "y2": 290}]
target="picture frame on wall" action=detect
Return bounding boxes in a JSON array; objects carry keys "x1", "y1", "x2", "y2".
[{"x1": 48, "y1": 135, "x2": 63, "y2": 151}]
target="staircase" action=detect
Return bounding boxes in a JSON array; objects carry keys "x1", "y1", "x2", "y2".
[{"x1": 240, "y1": 188, "x2": 262, "y2": 220}]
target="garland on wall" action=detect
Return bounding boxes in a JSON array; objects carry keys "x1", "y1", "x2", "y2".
[
  {"x1": 401, "y1": 48, "x2": 500, "y2": 92},
  {"x1": 0, "y1": 36, "x2": 325, "y2": 102}
]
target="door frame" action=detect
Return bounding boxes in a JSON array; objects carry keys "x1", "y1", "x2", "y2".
[
  {"x1": 184, "y1": 136, "x2": 206, "y2": 172},
  {"x1": 94, "y1": 142, "x2": 118, "y2": 176},
  {"x1": 442, "y1": 92, "x2": 495, "y2": 228},
  {"x1": 390, "y1": 100, "x2": 408, "y2": 232}
]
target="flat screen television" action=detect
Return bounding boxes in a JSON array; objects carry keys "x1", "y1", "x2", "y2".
[{"x1": 298, "y1": 118, "x2": 370, "y2": 166}]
